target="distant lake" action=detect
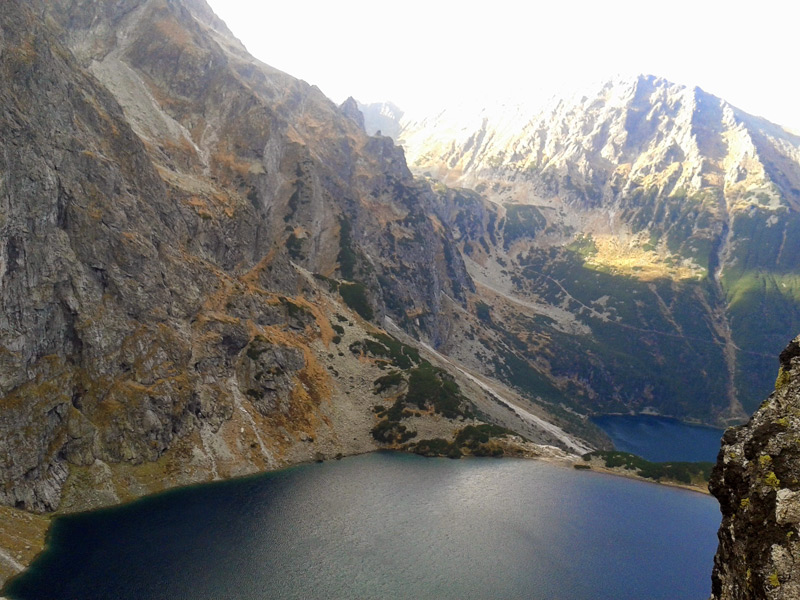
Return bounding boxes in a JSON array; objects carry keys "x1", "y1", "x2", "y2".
[
  {"x1": 592, "y1": 414, "x2": 726, "y2": 463},
  {"x1": 4, "y1": 453, "x2": 720, "y2": 600}
]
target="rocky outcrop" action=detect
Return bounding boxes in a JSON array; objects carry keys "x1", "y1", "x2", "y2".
[
  {"x1": 339, "y1": 97, "x2": 365, "y2": 132},
  {"x1": 710, "y1": 335, "x2": 800, "y2": 599}
]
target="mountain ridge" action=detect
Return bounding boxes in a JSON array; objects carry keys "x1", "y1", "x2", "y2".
[
  {"x1": 1, "y1": 1, "x2": 799, "y2": 595},
  {"x1": 359, "y1": 75, "x2": 800, "y2": 424}
]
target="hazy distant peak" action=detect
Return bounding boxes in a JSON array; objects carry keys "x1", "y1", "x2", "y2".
[
  {"x1": 356, "y1": 100, "x2": 405, "y2": 138},
  {"x1": 398, "y1": 73, "x2": 800, "y2": 200}
]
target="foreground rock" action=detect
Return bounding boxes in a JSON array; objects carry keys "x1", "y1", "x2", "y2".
[{"x1": 710, "y1": 335, "x2": 800, "y2": 598}]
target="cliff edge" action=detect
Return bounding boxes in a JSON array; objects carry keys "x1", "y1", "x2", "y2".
[{"x1": 710, "y1": 335, "x2": 800, "y2": 598}]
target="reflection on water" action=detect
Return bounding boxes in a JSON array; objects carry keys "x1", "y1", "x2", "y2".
[{"x1": 5, "y1": 452, "x2": 720, "y2": 600}]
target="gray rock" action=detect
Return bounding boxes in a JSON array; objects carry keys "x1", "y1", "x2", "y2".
[
  {"x1": 710, "y1": 334, "x2": 800, "y2": 599},
  {"x1": 0, "y1": 0, "x2": 477, "y2": 514}
]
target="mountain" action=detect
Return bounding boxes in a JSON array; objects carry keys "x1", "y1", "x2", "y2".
[
  {"x1": 2, "y1": 0, "x2": 799, "y2": 593},
  {"x1": 385, "y1": 76, "x2": 800, "y2": 425},
  {"x1": 0, "y1": 0, "x2": 597, "y2": 548},
  {"x1": 357, "y1": 100, "x2": 404, "y2": 139},
  {"x1": 710, "y1": 335, "x2": 800, "y2": 598}
]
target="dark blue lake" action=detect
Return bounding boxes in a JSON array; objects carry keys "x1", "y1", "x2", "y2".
[
  {"x1": 4, "y1": 452, "x2": 720, "y2": 600},
  {"x1": 592, "y1": 414, "x2": 726, "y2": 463}
]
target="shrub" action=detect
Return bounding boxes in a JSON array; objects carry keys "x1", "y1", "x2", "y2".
[
  {"x1": 413, "y1": 438, "x2": 462, "y2": 459},
  {"x1": 371, "y1": 419, "x2": 417, "y2": 444},
  {"x1": 582, "y1": 451, "x2": 713, "y2": 485},
  {"x1": 405, "y1": 363, "x2": 468, "y2": 419},
  {"x1": 374, "y1": 372, "x2": 404, "y2": 394},
  {"x1": 286, "y1": 233, "x2": 303, "y2": 259},
  {"x1": 340, "y1": 282, "x2": 374, "y2": 320},
  {"x1": 454, "y1": 424, "x2": 512, "y2": 447},
  {"x1": 369, "y1": 333, "x2": 420, "y2": 369},
  {"x1": 337, "y1": 217, "x2": 358, "y2": 279},
  {"x1": 471, "y1": 443, "x2": 504, "y2": 457},
  {"x1": 475, "y1": 301, "x2": 492, "y2": 324}
]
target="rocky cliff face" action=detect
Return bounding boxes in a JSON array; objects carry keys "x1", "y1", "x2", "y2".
[
  {"x1": 380, "y1": 76, "x2": 800, "y2": 425},
  {"x1": 0, "y1": 0, "x2": 596, "y2": 540},
  {"x1": 710, "y1": 335, "x2": 800, "y2": 599}
]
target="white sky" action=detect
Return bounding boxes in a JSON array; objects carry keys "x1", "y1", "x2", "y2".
[{"x1": 207, "y1": 0, "x2": 800, "y2": 131}]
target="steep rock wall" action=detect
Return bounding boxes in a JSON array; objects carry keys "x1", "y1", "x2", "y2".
[{"x1": 710, "y1": 335, "x2": 800, "y2": 598}]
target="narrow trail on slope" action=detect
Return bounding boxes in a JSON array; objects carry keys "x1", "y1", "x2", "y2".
[
  {"x1": 384, "y1": 316, "x2": 594, "y2": 455},
  {"x1": 384, "y1": 318, "x2": 593, "y2": 453},
  {"x1": 0, "y1": 549, "x2": 24, "y2": 574}
]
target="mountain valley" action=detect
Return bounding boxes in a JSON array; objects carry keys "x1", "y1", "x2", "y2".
[
  {"x1": 1, "y1": 0, "x2": 800, "y2": 594},
  {"x1": 362, "y1": 77, "x2": 800, "y2": 424}
]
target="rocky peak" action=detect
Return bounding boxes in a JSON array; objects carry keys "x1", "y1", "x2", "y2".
[
  {"x1": 398, "y1": 74, "x2": 800, "y2": 207},
  {"x1": 710, "y1": 334, "x2": 800, "y2": 598},
  {"x1": 339, "y1": 96, "x2": 365, "y2": 131}
]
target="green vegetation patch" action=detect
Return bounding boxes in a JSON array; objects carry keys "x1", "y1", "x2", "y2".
[
  {"x1": 475, "y1": 300, "x2": 492, "y2": 324},
  {"x1": 371, "y1": 419, "x2": 417, "y2": 444},
  {"x1": 339, "y1": 281, "x2": 374, "y2": 320},
  {"x1": 583, "y1": 451, "x2": 713, "y2": 485},
  {"x1": 286, "y1": 233, "x2": 304, "y2": 260},
  {"x1": 513, "y1": 246, "x2": 731, "y2": 420},
  {"x1": 412, "y1": 424, "x2": 513, "y2": 459},
  {"x1": 245, "y1": 335, "x2": 271, "y2": 360},
  {"x1": 503, "y1": 204, "x2": 547, "y2": 249},
  {"x1": 413, "y1": 438, "x2": 462, "y2": 459},
  {"x1": 405, "y1": 362, "x2": 470, "y2": 419},
  {"x1": 374, "y1": 371, "x2": 404, "y2": 394},
  {"x1": 721, "y1": 210, "x2": 800, "y2": 408},
  {"x1": 454, "y1": 424, "x2": 513, "y2": 447},
  {"x1": 349, "y1": 333, "x2": 420, "y2": 370},
  {"x1": 371, "y1": 361, "x2": 474, "y2": 449},
  {"x1": 490, "y1": 345, "x2": 565, "y2": 404},
  {"x1": 279, "y1": 297, "x2": 312, "y2": 322},
  {"x1": 337, "y1": 217, "x2": 358, "y2": 280},
  {"x1": 566, "y1": 234, "x2": 598, "y2": 258}
]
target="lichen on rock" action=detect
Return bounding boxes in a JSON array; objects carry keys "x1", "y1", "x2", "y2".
[{"x1": 710, "y1": 334, "x2": 800, "y2": 599}]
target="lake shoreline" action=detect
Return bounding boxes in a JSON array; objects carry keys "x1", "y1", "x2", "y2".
[
  {"x1": 2, "y1": 451, "x2": 722, "y2": 600},
  {"x1": 591, "y1": 411, "x2": 734, "y2": 428},
  {"x1": 0, "y1": 443, "x2": 714, "y2": 594},
  {"x1": 575, "y1": 460, "x2": 711, "y2": 495}
]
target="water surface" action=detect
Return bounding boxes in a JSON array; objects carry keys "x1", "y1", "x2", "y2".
[
  {"x1": 592, "y1": 414, "x2": 725, "y2": 462},
  {"x1": 5, "y1": 452, "x2": 720, "y2": 600}
]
